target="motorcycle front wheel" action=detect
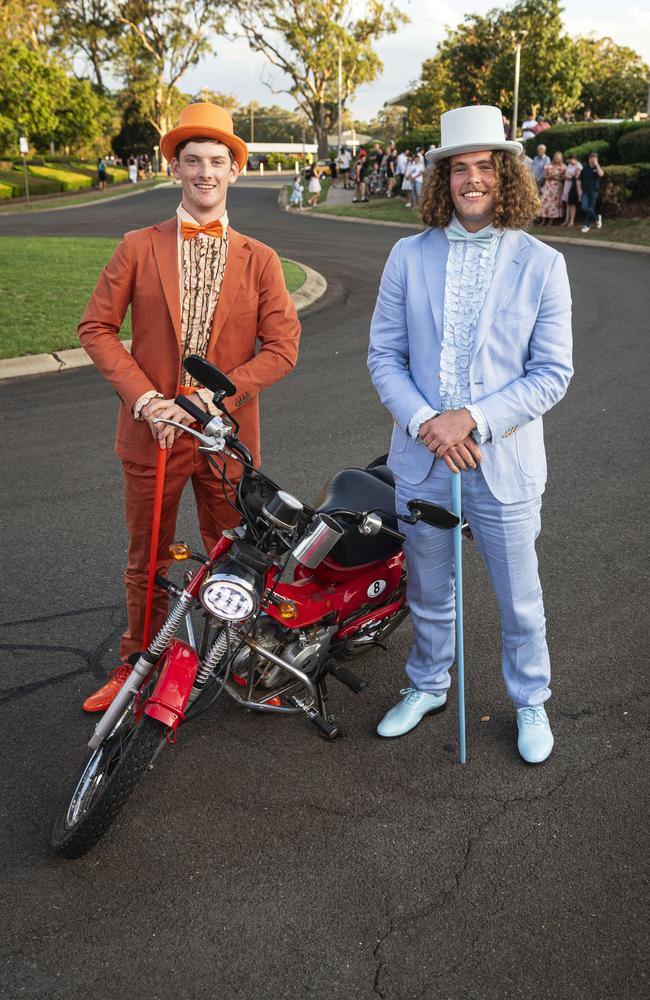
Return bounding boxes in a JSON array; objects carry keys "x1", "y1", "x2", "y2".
[{"x1": 51, "y1": 705, "x2": 167, "y2": 859}]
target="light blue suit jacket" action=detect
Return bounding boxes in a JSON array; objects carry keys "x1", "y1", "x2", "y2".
[{"x1": 367, "y1": 227, "x2": 573, "y2": 503}]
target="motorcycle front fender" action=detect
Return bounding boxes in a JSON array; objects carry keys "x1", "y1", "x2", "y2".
[{"x1": 140, "y1": 639, "x2": 199, "y2": 730}]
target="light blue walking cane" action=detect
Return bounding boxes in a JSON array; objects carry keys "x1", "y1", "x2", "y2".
[{"x1": 450, "y1": 471, "x2": 467, "y2": 764}]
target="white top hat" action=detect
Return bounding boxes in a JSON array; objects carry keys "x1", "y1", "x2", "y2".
[{"x1": 426, "y1": 105, "x2": 523, "y2": 163}]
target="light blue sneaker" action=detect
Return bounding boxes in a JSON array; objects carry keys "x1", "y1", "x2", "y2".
[
  {"x1": 516, "y1": 705, "x2": 554, "y2": 763},
  {"x1": 377, "y1": 687, "x2": 447, "y2": 738}
]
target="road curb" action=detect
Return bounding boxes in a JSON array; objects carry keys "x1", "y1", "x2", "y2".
[
  {"x1": 0, "y1": 260, "x2": 327, "y2": 382},
  {"x1": 304, "y1": 209, "x2": 650, "y2": 253}
]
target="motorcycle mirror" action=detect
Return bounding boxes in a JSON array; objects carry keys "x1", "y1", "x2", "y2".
[
  {"x1": 407, "y1": 499, "x2": 459, "y2": 530},
  {"x1": 183, "y1": 355, "x2": 237, "y2": 397}
]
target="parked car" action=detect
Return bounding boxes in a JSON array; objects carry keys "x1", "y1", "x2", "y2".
[{"x1": 315, "y1": 159, "x2": 333, "y2": 176}]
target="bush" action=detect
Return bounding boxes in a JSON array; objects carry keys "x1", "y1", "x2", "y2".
[
  {"x1": 0, "y1": 182, "x2": 12, "y2": 199},
  {"x1": 564, "y1": 140, "x2": 612, "y2": 163},
  {"x1": 630, "y1": 162, "x2": 650, "y2": 197},
  {"x1": 617, "y1": 128, "x2": 650, "y2": 165},
  {"x1": 524, "y1": 120, "x2": 648, "y2": 161},
  {"x1": 0, "y1": 169, "x2": 60, "y2": 196},
  {"x1": 105, "y1": 166, "x2": 128, "y2": 183},
  {"x1": 28, "y1": 165, "x2": 92, "y2": 191},
  {"x1": 398, "y1": 124, "x2": 441, "y2": 153},
  {"x1": 599, "y1": 165, "x2": 639, "y2": 215}
]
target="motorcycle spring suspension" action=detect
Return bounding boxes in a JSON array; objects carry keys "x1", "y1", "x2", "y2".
[
  {"x1": 148, "y1": 592, "x2": 194, "y2": 659},
  {"x1": 194, "y1": 628, "x2": 229, "y2": 687}
]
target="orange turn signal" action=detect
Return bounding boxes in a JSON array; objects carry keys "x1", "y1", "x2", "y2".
[
  {"x1": 169, "y1": 542, "x2": 191, "y2": 561},
  {"x1": 277, "y1": 602, "x2": 298, "y2": 621}
]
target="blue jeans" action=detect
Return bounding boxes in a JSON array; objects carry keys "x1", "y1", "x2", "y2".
[
  {"x1": 396, "y1": 460, "x2": 550, "y2": 709},
  {"x1": 581, "y1": 190, "x2": 599, "y2": 226}
]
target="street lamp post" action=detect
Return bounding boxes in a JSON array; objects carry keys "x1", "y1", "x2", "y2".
[
  {"x1": 511, "y1": 30, "x2": 528, "y2": 142},
  {"x1": 337, "y1": 44, "x2": 343, "y2": 166}
]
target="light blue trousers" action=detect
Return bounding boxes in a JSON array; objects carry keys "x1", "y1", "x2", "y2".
[{"x1": 395, "y1": 460, "x2": 551, "y2": 709}]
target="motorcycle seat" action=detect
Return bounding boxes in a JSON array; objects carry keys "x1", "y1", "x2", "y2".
[
  {"x1": 314, "y1": 468, "x2": 401, "y2": 568},
  {"x1": 365, "y1": 464, "x2": 394, "y2": 488}
]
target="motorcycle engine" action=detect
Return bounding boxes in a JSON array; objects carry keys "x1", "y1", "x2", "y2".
[{"x1": 230, "y1": 615, "x2": 334, "y2": 690}]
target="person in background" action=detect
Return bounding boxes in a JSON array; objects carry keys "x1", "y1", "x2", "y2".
[
  {"x1": 539, "y1": 151, "x2": 565, "y2": 225},
  {"x1": 128, "y1": 156, "x2": 138, "y2": 183},
  {"x1": 532, "y1": 144, "x2": 550, "y2": 189},
  {"x1": 308, "y1": 167, "x2": 322, "y2": 207},
  {"x1": 401, "y1": 152, "x2": 414, "y2": 207},
  {"x1": 337, "y1": 146, "x2": 352, "y2": 189},
  {"x1": 289, "y1": 174, "x2": 304, "y2": 209},
  {"x1": 386, "y1": 142, "x2": 398, "y2": 197},
  {"x1": 521, "y1": 115, "x2": 538, "y2": 141},
  {"x1": 410, "y1": 148, "x2": 425, "y2": 209},
  {"x1": 561, "y1": 152, "x2": 582, "y2": 228},
  {"x1": 396, "y1": 147, "x2": 409, "y2": 195},
  {"x1": 97, "y1": 157, "x2": 108, "y2": 191},
  {"x1": 352, "y1": 149, "x2": 369, "y2": 203},
  {"x1": 533, "y1": 115, "x2": 551, "y2": 135},
  {"x1": 580, "y1": 152, "x2": 604, "y2": 233},
  {"x1": 519, "y1": 148, "x2": 534, "y2": 175}
]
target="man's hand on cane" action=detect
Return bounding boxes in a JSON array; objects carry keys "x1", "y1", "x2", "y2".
[
  {"x1": 141, "y1": 394, "x2": 207, "y2": 449},
  {"x1": 418, "y1": 409, "x2": 483, "y2": 473}
]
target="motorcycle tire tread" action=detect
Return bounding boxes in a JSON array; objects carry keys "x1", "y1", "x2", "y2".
[{"x1": 51, "y1": 715, "x2": 166, "y2": 859}]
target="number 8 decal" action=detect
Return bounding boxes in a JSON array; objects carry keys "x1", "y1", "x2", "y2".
[{"x1": 367, "y1": 580, "x2": 387, "y2": 598}]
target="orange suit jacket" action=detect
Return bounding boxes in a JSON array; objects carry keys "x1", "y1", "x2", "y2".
[{"x1": 78, "y1": 217, "x2": 301, "y2": 467}]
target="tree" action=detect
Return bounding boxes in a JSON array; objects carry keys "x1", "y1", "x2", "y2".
[
  {"x1": 113, "y1": 0, "x2": 226, "y2": 139},
  {"x1": 576, "y1": 37, "x2": 650, "y2": 119},
  {"x1": 232, "y1": 0, "x2": 406, "y2": 158},
  {"x1": 54, "y1": 0, "x2": 119, "y2": 91},
  {"x1": 409, "y1": 0, "x2": 584, "y2": 129},
  {"x1": 0, "y1": 40, "x2": 69, "y2": 150},
  {"x1": 233, "y1": 103, "x2": 308, "y2": 143}
]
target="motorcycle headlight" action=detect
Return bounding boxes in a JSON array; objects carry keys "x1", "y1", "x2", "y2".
[{"x1": 200, "y1": 561, "x2": 261, "y2": 622}]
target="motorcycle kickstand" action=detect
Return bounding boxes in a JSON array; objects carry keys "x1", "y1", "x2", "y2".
[{"x1": 287, "y1": 687, "x2": 345, "y2": 742}]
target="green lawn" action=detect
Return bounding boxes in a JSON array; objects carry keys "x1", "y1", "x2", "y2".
[
  {"x1": 315, "y1": 197, "x2": 650, "y2": 246},
  {"x1": 0, "y1": 236, "x2": 306, "y2": 358}
]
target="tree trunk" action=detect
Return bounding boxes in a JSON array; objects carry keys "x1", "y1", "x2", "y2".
[{"x1": 314, "y1": 102, "x2": 329, "y2": 159}]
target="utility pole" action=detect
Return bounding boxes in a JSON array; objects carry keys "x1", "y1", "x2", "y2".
[
  {"x1": 337, "y1": 44, "x2": 343, "y2": 157},
  {"x1": 511, "y1": 30, "x2": 528, "y2": 142}
]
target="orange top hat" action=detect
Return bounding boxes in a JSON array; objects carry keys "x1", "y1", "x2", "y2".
[{"x1": 160, "y1": 102, "x2": 248, "y2": 170}]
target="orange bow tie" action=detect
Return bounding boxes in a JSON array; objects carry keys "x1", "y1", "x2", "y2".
[{"x1": 181, "y1": 219, "x2": 224, "y2": 241}]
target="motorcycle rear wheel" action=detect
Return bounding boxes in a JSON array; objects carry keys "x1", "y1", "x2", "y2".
[{"x1": 51, "y1": 708, "x2": 167, "y2": 859}]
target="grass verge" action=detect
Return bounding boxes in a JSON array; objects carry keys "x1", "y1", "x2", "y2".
[
  {"x1": 0, "y1": 236, "x2": 306, "y2": 358},
  {"x1": 314, "y1": 196, "x2": 650, "y2": 245},
  {"x1": 0, "y1": 177, "x2": 169, "y2": 215}
]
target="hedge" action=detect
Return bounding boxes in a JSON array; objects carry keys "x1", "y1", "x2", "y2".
[
  {"x1": 105, "y1": 166, "x2": 129, "y2": 183},
  {"x1": 618, "y1": 128, "x2": 650, "y2": 165},
  {"x1": 398, "y1": 125, "x2": 441, "y2": 152},
  {"x1": 0, "y1": 169, "x2": 60, "y2": 196},
  {"x1": 0, "y1": 182, "x2": 13, "y2": 199},
  {"x1": 524, "y1": 120, "x2": 648, "y2": 161},
  {"x1": 564, "y1": 140, "x2": 612, "y2": 163},
  {"x1": 27, "y1": 165, "x2": 93, "y2": 191}
]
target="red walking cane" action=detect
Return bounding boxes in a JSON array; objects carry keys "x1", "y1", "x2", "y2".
[{"x1": 142, "y1": 446, "x2": 169, "y2": 649}]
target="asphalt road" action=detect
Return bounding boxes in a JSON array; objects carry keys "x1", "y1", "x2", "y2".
[{"x1": 1, "y1": 180, "x2": 648, "y2": 1000}]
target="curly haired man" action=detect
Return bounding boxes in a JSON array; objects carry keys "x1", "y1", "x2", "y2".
[{"x1": 368, "y1": 105, "x2": 573, "y2": 763}]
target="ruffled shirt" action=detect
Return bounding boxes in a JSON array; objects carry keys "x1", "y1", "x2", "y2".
[{"x1": 408, "y1": 216, "x2": 504, "y2": 443}]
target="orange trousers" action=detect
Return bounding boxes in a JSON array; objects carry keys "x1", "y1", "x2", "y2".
[{"x1": 121, "y1": 434, "x2": 241, "y2": 661}]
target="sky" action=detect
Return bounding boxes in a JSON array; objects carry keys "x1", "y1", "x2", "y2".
[{"x1": 181, "y1": 1, "x2": 650, "y2": 122}]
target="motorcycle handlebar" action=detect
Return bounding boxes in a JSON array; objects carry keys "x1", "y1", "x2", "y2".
[{"x1": 174, "y1": 395, "x2": 212, "y2": 427}]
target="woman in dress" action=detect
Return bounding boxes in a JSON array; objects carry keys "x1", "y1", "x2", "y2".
[
  {"x1": 561, "y1": 153, "x2": 582, "y2": 227},
  {"x1": 539, "y1": 151, "x2": 565, "y2": 224}
]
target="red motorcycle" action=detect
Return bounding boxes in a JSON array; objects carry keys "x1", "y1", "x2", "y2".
[{"x1": 51, "y1": 356, "x2": 458, "y2": 858}]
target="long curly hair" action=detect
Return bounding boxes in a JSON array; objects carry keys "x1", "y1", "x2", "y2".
[{"x1": 420, "y1": 151, "x2": 540, "y2": 230}]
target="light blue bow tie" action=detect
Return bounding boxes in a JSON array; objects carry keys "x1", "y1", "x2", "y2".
[{"x1": 446, "y1": 220, "x2": 495, "y2": 249}]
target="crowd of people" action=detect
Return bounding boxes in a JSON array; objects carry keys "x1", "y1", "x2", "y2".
[{"x1": 521, "y1": 142, "x2": 605, "y2": 233}]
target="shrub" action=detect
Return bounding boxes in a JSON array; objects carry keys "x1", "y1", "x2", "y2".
[
  {"x1": 0, "y1": 181, "x2": 12, "y2": 199},
  {"x1": 599, "y1": 165, "x2": 639, "y2": 215},
  {"x1": 629, "y1": 162, "x2": 650, "y2": 197},
  {"x1": 564, "y1": 140, "x2": 612, "y2": 163},
  {"x1": 398, "y1": 124, "x2": 441, "y2": 153},
  {"x1": 105, "y1": 166, "x2": 129, "y2": 183},
  {"x1": 617, "y1": 128, "x2": 650, "y2": 165},
  {"x1": 0, "y1": 169, "x2": 60, "y2": 196},
  {"x1": 28, "y1": 165, "x2": 92, "y2": 191}
]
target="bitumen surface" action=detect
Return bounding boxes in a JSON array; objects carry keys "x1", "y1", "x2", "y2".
[{"x1": 0, "y1": 179, "x2": 648, "y2": 1000}]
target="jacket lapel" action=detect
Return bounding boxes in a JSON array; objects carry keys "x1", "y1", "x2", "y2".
[
  {"x1": 151, "y1": 218, "x2": 181, "y2": 348},
  {"x1": 421, "y1": 228, "x2": 448, "y2": 340},
  {"x1": 211, "y1": 228, "x2": 252, "y2": 342},
  {"x1": 471, "y1": 229, "x2": 530, "y2": 362}
]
